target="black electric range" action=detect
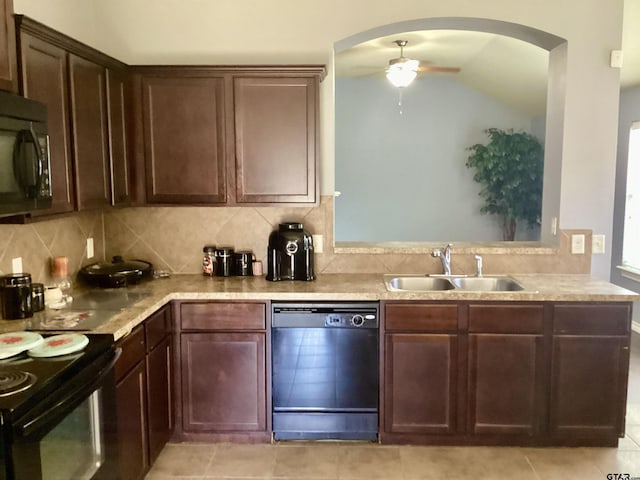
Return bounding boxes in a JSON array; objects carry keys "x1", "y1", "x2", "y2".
[
  {"x1": 0, "y1": 334, "x2": 119, "y2": 480},
  {"x1": 0, "y1": 334, "x2": 115, "y2": 422}
]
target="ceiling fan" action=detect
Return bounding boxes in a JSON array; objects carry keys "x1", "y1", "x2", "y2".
[{"x1": 386, "y1": 40, "x2": 461, "y2": 88}]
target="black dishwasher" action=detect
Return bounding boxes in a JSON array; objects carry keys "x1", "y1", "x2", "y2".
[{"x1": 271, "y1": 302, "x2": 379, "y2": 441}]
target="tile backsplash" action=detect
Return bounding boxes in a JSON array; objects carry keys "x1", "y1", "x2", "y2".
[
  {"x1": 0, "y1": 196, "x2": 590, "y2": 283},
  {"x1": 103, "y1": 196, "x2": 591, "y2": 276},
  {"x1": 0, "y1": 212, "x2": 105, "y2": 284}
]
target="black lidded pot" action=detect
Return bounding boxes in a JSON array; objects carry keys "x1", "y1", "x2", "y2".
[{"x1": 0, "y1": 273, "x2": 33, "y2": 320}]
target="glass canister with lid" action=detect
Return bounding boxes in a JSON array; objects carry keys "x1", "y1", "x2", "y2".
[{"x1": 202, "y1": 245, "x2": 216, "y2": 276}]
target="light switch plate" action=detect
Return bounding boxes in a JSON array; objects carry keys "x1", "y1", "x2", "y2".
[
  {"x1": 11, "y1": 257, "x2": 22, "y2": 273},
  {"x1": 87, "y1": 237, "x2": 94, "y2": 259},
  {"x1": 312, "y1": 234, "x2": 324, "y2": 253},
  {"x1": 571, "y1": 234, "x2": 585, "y2": 254},
  {"x1": 592, "y1": 234, "x2": 605, "y2": 254}
]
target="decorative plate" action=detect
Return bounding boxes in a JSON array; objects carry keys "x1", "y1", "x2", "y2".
[
  {"x1": 0, "y1": 348, "x2": 24, "y2": 360},
  {"x1": 27, "y1": 334, "x2": 89, "y2": 358},
  {"x1": 0, "y1": 331, "x2": 44, "y2": 352}
]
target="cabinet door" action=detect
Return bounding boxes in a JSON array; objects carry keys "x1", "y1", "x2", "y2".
[
  {"x1": 468, "y1": 333, "x2": 543, "y2": 436},
  {"x1": 116, "y1": 360, "x2": 148, "y2": 480},
  {"x1": 19, "y1": 33, "x2": 75, "y2": 215},
  {"x1": 550, "y1": 335, "x2": 629, "y2": 440},
  {"x1": 106, "y1": 68, "x2": 130, "y2": 206},
  {"x1": 233, "y1": 76, "x2": 317, "y2": 204},
  {"x1": 147, "y1": 335, "x2": 173, "y2": 464},
  {"x1": 69, "y1": 53, "x2": 111, "y2": 210},
  {"x1": 142, "y1": 75, "x2": 226, "y2": 204},
  {"x1": 181, "y1": 332, "x2": 266, "y2": 432},
  {"x1": 0, "y1": 0, "x2": 17, "y2": 92},
  {"x1": 384, "y1": 333, "x2": 457, "y2": 434}
]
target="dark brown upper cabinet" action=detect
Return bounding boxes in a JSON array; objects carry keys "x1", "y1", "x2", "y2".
[
  {"x1": 69, "y1": 54, "x2": 111, "y2": 210},
  {"x1": 141, "y1": 73, "x2": 227, "y2": 204},
  {"x1": 133, "y1": 66, "x2": 325, "y2": 206},
  {"x1": 0, "y1": 0, "x2": 17, "y2": 92},
  {"x1": 18, "y1": 32, "x2": 74, "y2": 215},
  {"x1": 107, "y1": 68, "x2": 130, "y2": 206},
  {"x1": 15, "y1": 16, "x2": 131, "y2": 217},
  {"x1": 233, "y1": 76, "x2": 317, "y2": 204}
]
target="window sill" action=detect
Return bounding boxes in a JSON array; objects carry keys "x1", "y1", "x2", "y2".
[{"x1": 617, "y1": 265, "x2": 640, "y2": 283}]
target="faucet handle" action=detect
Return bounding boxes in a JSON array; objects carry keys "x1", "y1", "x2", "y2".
[{"x1": 474, "y1": 255, "x2": 483, "y2": 277}]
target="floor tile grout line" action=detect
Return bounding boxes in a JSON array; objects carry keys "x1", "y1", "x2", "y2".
[{"x1": 524, "y1": 455, "x2": 542, "y2": 480}]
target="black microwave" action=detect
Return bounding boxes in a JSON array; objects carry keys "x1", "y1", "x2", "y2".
[{"x1": 0, "y1": 89, "x2": 51, "y2": 217}]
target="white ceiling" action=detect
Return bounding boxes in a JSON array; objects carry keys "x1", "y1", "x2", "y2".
[{"x1": 336, "y1": 0, "x2": 640, "y2": 117}]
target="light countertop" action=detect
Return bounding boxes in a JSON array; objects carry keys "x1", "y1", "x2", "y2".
[{"x1": 1, "y1": 273, "x2": 638, "y2": 340}]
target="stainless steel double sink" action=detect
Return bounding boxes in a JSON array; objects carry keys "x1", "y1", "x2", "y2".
[{"x1": 384, "y1": 274, "x2": 526, "y2": 292}]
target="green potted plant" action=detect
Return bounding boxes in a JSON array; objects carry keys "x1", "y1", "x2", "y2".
[{"x1": 466, "y1": 128, "x2": 544, "y2": 241}]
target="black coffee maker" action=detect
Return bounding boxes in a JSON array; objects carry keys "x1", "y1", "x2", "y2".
[{"x1": 266, "y1": 223, "x2": 315, "y2": 281}]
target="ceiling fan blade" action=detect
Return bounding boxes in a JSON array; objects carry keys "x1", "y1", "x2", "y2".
[{"x1": 417, "y1": 66, "x2": 461, "y2": 73}]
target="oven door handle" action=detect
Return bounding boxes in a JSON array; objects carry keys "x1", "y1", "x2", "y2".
[{"x1": 17, "y1": 347, "x2": 121, "y2": 439}]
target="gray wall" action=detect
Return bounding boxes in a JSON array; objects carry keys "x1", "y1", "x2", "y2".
[
  {"x1": 611, "y1": 85, "x2": 640, "y2": 310},
  {"x1": 335, "y1": 76, "x2": 538, "y2": 242}
]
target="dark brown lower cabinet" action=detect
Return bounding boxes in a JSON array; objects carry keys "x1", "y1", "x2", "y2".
[
  {"x1": 550, "y1": 335, "x2": 629, "y2": 442},
  {"x1": 384, "y1": 333, "x2": 457, "y2": 434},
  {"x1": 116, "y1": 359, "x2": 148, "y2": 480},
  {"x1": 174, "y1": 301, "x2": 269, "y2": 442},
  {"x1": 382, "y1": 301, "x2": 631, "y2": 447},
  {"x1": 468, "y1": 333, "x2": 543, "y2": 436},
  {"x1": 115, "y1": 326, "x2": 148, "y2": 480},
  {"x1": 548, "y1": 303, "x2": 631, "y2": 445},
  {"x1": 115, "y1": 305, "x2": 174, "y2": 478},
  {"x1": 147, "y1": 334, "x2": 173, "y2": 464},
  {"x1": 181, "y1": 332, "x2": 266, "y2": 432}
]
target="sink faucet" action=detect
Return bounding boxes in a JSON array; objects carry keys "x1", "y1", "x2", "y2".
[
  {"x1": 432, "y1": 243, "x2": 453, "y2": 275},
  {"x1": 475, "y1": 255, "x2": 483, "y2": 277}
]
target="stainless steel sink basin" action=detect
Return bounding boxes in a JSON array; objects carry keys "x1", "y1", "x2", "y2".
[
  {"x1": 384, "y1": 275, "x2": 455, "y2": 291},
  {"x1": 383, "y1": 274, "x2": 525, "y2": 292},
  {"x1": 448, "y1": 276, "x2": 524, "y2": 292}
]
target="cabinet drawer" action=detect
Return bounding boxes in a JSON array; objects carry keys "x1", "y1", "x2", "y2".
[
  {"x1": 385, "y1": 304, "x2": 458, "y2": 332},
  {"x1": 180, "y1": 302, "x2": 266, "y2": 330},
  {"x1": 146, "y1": 305, "x2": 171, "y2": 351},
  {"x1": 115, "y1": 325, "x2": 145, "y2": 382},
  {"x1": 553, "y1": 304, "x2": 631, "y2": 335},
  {"x1": 468, "y1": 305, "x2": 544, "y2": 334}
]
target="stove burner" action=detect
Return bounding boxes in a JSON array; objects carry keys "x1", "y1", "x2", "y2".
[{"x1": 0, "y1": 371, "x2": 36, "y2": 396}]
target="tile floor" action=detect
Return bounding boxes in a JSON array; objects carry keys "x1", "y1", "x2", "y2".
[{"x1": 145, "y1": 333, "x2": 640, "y2": 480}]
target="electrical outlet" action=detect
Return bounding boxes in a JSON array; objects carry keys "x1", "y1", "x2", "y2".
[
  {"x1": 592, "y1": 234, "x2": 605, "y2": 254},
  {"x1": 11, "y1": 257, "x2": 22, "y2": 273},
  {"x1": 571, "y1": 234, "x2": 585, "y2": 254},
  {"x1": 611, "y1": 50, "x2": 624, "y2": 68},
  {"x1": 87, "y1": 237, "x2": 94, "y2": 259},
  {"x1": 312, "y1": 234, "x2": 324, "y2": 253}
]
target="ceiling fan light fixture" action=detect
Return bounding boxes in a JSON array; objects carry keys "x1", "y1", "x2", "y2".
[{"x1": 386, "y1": 59, "x2": 419, "y2": 88}]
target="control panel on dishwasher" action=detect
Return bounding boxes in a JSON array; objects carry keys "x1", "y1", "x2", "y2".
[
  {"x1": 271, "y1": 302, "x2": 379, "y2": 441},
  {"x1": 271, "y1": 303, "x2": 379, "y2": 329}
]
